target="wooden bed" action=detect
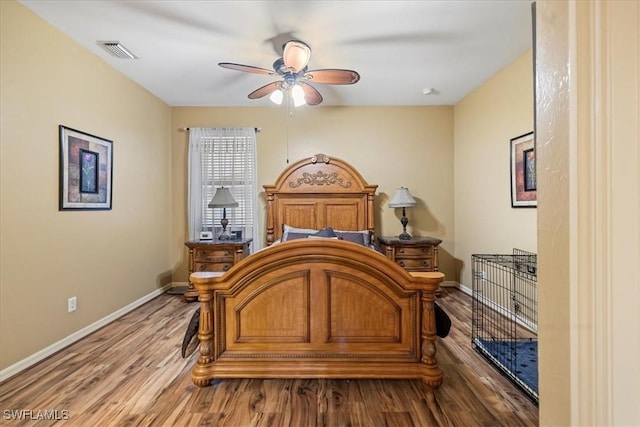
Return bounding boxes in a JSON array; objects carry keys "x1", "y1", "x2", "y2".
[{"x1": 190, "y1": 153, "x2": 444, "y2": 389}]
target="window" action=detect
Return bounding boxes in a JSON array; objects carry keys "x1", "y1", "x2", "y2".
[{"x1": 188, "y1": 128, "x2": 260, "y2": 250}]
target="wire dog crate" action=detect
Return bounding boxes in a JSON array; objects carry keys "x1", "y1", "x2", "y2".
[{"x1": 471, "y1": 249, "x2": 538, "y2": 403}]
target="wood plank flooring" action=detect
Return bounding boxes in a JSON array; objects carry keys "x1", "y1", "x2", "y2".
[{"x1": 0, "y1": 288, "x2": 538, "y2": 426}]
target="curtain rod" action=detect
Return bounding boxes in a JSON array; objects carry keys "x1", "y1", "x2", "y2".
[{"x1": 180, "y1": 127, "x2": 261, "y2": 132}]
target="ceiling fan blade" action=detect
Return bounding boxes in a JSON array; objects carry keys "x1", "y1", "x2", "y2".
[
  {"x1": 299, "y1": 81, "x2": 323, "y2": 106},
  {"x1": 282, "y1": 40, "x2": 311, "y2": 73},
  {"x1": 248, "y1": 81, "x2": 281, "y2": 99},
  {"x1": 305, "y1": 69, "x2": 361, "y2": 85},
  {"x1": 219, "y1": 62, "x2": 275, "y2": 75}
]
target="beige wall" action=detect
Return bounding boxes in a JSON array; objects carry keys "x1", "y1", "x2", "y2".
[
  {"x1": 537, "y1": 1, "x2": 640, "y2": 425},
  {"x1": 0, "y1": 1, "x2": 172, "y2": 370},
  {"x1": 536, "y1": 3, "x2": 571, "y2": 423},
  {"x1": 453, "y1": 51, "x2": 536, "y2": 287},
  {"x1": 171, "y1": 106, "x2": 456, "y2": 283}
]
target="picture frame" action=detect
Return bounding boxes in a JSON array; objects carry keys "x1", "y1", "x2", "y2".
[
  {"x1": 59, "y1": 125, "x2": 113, "y2": 210},
  {"x1": 510, "y1": 131, "x2": 536, "y2": 208}
]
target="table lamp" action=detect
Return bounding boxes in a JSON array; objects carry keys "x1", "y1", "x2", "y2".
[
  {"x1": 208, "y1": 187, "x2": 239, "y2": 240},
  {"x1": 388, "y1": 187, "x2": 417, "y2": 240}
]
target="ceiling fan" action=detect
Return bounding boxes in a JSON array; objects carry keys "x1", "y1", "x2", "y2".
[{"x1": 218, "y1": 40, "x2": 360, "y2": 106}]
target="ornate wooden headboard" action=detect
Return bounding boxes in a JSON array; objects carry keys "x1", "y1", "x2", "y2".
[{"x1": 263, "y1": 153, "x2": 378, "y2": 245}]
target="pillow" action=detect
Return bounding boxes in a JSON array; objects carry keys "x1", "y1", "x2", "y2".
[
  {"x1": 335, "y1": 229, "x2": 371, "y2": 246},
  {"x1": 281, "y1": 224, "x2": 318, "y2": 242},
  {"x1": 282, "y1": 224, "x2": 318, "y2": 234},
  {"x1": 311, "y1": 227, "x2": 337, "y2": 238},
  {"x1": 281, "y1": 225, "x2": 372, "y2": 246},
  {"x1": 283, "y1": 232, "x2": 314, "y2": 241},
  {"x1": 335, "y1": 231, "x2": 366, "y2": 246}
]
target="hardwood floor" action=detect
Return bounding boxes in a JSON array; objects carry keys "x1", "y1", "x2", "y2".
[{"x1": 0, "y1": 288, "x2": 538, "y2": 426}]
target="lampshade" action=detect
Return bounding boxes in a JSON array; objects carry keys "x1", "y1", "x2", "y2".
[
  {"x1": 388, "y1": 187, "x2": 417, "y2": 208},
  {"x1": 269, "y1": 89, "x2": 283, "y2": 105},
  {"x1": 208, "y1": 187, "x2": 238, "y2": 208},
  {"x1": 291, "y1": 84, "x2": 307, "y2": 107}
]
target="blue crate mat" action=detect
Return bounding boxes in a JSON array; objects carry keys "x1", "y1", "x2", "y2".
[{"x1": 475, "y1": 338, "x2": 538, "y2": 399}]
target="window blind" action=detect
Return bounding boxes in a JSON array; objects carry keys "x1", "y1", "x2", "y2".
[
  {"x1": 187, "y1": 127, "x2": 260, "y2": 250},
  {"x1": 200, "y1": 136, "x2": 255, "y2": 230}
]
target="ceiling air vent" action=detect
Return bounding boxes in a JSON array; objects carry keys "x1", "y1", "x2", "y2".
[{"x1": 97, "y1": 41, "x2": 138, "y2": 59}]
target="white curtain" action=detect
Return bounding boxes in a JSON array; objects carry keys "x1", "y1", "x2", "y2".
[{"x1": 187, "y1": 127, "x2": 261, "y2": 251}]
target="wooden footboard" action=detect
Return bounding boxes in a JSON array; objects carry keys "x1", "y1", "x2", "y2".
[{"x1": 190, "y1": 239, "x2": 444, "y2": 389}]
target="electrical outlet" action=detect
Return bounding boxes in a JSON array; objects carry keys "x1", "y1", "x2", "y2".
[{"x1": 67, "y1": 296, "x2": 77, "y2": 313}]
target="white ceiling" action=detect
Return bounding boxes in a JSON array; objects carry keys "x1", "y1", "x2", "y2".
[{"x1": 19, "y1": 0, "x2": 534, "y2": 107}]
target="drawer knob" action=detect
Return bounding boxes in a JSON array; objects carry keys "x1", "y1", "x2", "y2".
[
  {"x1": 422, "y1": 260, "x2": 428, "y2": 266},
  {"x1": 398, "y1": 261, "x2": 405, "y2": 267},
  {"x1": 422, "y1": 247, "x2": 429, "y2": 253},
  {"x1": 223, "y1": 264, "x2": 230, "y2": 271}
]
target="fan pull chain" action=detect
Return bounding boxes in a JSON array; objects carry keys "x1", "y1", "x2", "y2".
[{"x1": 285, "y1": 98, "x2": 291, "y2": 164}]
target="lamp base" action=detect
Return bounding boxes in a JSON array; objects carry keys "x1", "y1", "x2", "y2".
[
  {"x1": 398, "y1": 232, "x2": 412, "y2": 241},
  {"x1": 399, "y1": 210, "x2": 411, "y2": 240},
  {"x1": 218, "y1": 216, "x2": 230, "y2": 240}
]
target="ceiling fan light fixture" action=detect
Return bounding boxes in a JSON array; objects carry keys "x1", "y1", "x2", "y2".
[
  {"x1": 269, "y1": 89, "x2": 284, "y2": 105},
  {"x1": 219, "y1": 38, "x2": 359, "y2": 107},
  {"x1": 291, "y1": 84, "x2": 306, "y2": 107},
  {"x1": 282, "y1": 40, "x2": 311, "y2": 73}
]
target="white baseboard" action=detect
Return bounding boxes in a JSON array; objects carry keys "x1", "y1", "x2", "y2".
[
  {"x1": 440, "y1": 281, "x2": 473, "y2": 296},
  {"x1": 458, "y1": 283, "x2": 472, "y2": 295},
  {"x1": 451, "y1": 282, "x2": 537, "y2": 333},
  {"x1": 441, "y1": 280, "x2": 459, "y2": 288},
  {"x1": 0, "y1": 284, "x2": 173, "y2": 383},
  {"x1": 171, "y1": 281, "x2": 189, "y2": 287}
]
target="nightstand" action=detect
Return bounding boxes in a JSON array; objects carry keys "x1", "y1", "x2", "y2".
[
  {"x1": 377, "y1": 236, "x2": 443, "y2": 295},
  {"x1": 184, "y1": 238, "x2": 252, "y2": 302}
]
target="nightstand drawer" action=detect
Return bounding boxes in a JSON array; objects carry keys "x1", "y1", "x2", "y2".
[
  {"x1": 185, "y1": 238, "x2": 253, "y2": 302},
  {"x1": 378, "y1": 236, "x2": 441, "y2": 272},
  {"x1": 396, "y1": 245, "x2": 434, "y2": 257},
  {"x1": 396, "y1": 258, "x2": 434, "y2": 270},
  {"x1": 194, "y1": 248, "x2": 233, "y2": 261},
  {"x1": 194, "y1": 261, "x2": 232, "y2": 272}
]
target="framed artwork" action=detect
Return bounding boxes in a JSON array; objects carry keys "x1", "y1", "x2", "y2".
[
  {"x1": 510, "y1": 131, "x2": 536, "y2": 208},
  {"x1": 59, "y1": 125, "x2": 113, "y2": 210}
]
